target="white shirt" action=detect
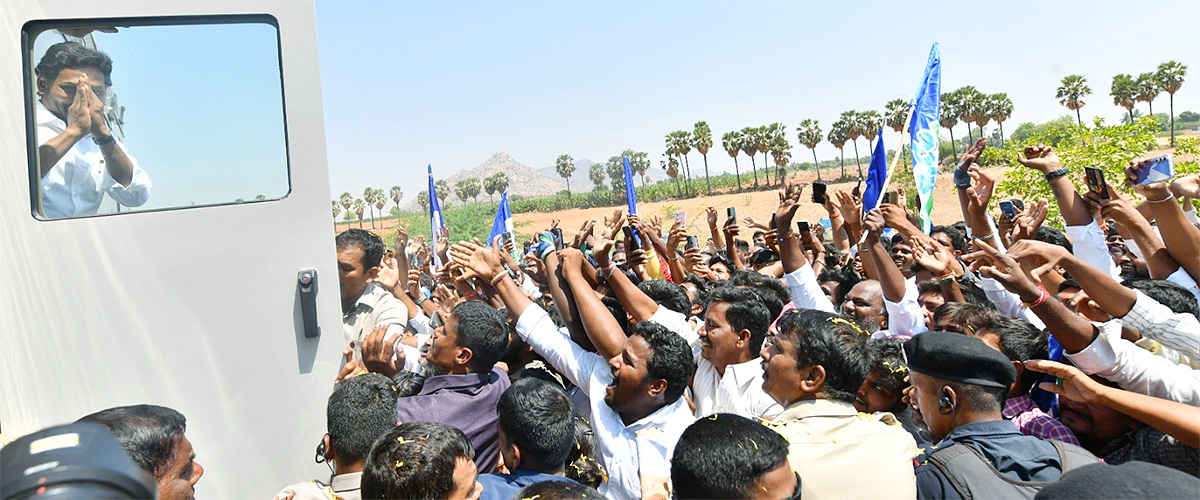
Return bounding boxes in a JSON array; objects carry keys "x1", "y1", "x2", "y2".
[
  {"x1": 36, "y1": 102, "x2": 150, "y2": 217},
  {"x1": 1066, "y1": 320, "x2": 1200, "y2": 405},
  {"x1": 882, "y1": 276, "x2": 927, "y2": 339},
  {"x1": 1120, "y1": 290, "x2": 1200, "y2": 359},
  {"x1": 649, "y1": 307, "x2": 782, "y2": 418},
  {"x1": 784, "y1": 263, "x2": 838, "y2": 313},
  {"x1": 516, "y1": 306, "x2": 694, "y2": 500},
  {"x1": 1065, "y1": 221, "x2": 1123, "y2": 281}
]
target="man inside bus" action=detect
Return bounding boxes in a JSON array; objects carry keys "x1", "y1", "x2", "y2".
[
  {"x1": 34, "y1": 41, "x2": 150, "y2": 218},
  {"x1": 337, "y1": 229, "x2": 409, "y2": 365},
  {"x1": 76, "y1": 404, "x2": 203, "y2": 500}
]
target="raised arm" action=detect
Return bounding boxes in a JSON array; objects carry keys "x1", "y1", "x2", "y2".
[
  {"x1": 1087, "y1": 187, "x2": 1178, "y2": 279},
  {"x1": 863, "y1": 208, "x2": 906, "y2": 303},
  {"x1": 592, "y1": 215, "x2": 659, "y2": 321},
  {"x1": 1007, "y1": 240, "x2": 1136, "y2": 319},
  {"x1": 559, "y1": 248, "x2": 627, "y2": 360},
  {"x1": 1140, "y1": 168, "x2": 1200, "y2": 281},
  {"x1": 1017, "y1": 145, "x2": 1093, "y2": 227}
]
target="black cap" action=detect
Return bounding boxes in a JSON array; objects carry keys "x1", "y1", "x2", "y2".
[
  {"x1": 903, "y1": 331, "x2": 1016, "y2": 389},
  {"x1": 1034, "y1": 461, "x2": 1200, "y2": 499}
]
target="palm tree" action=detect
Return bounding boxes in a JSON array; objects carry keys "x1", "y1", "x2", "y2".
[
  {"x1": 740, "y1": 126, "x2": 760, "y2": 187},
  {"x1": 987, "y1": 93, "x2": 1014, "y2": 146},
  {"x1": 339, "y1": 192, "x2": 353, "y2": 214},
  {"x1": 416, "y1": 191, "x2": 429, "y2": 213},
  {"x1": 840, "y1": 111, "x2": 864, "y2": 180},
  {"x1": 1136, "y1": 72, "x2": 1160, "y2": 117},
  {"x1": 1157, "y1": 61, "x2": 1188, "y2": 146},
  {"x1": 666, "y1": 131, "x2": 693, "y2": 194},
  {"x1": 693, "y1": 121, "x2": 714, "y2": 194},
  {"x1": 885, "y1": 99, "x2": 908, "y2": 135},
  {"x1": 827, "y1": 121, "x2": 848, "y2": 180},
  {"x1": 555, "y1": 154, "x2": 575, "y2": 196},
  {"x1": 372, "y1": 189, "x2": 386, "y2": 222},
  {"x1": 1056, "y1": 74, "x2": 1092, "y2": 126},
  {"x1": 722, "y1": 130, "x2": 744, "y2": 189},
  {"x1": 860, "y1": 110, "x2": 882, "y2": 147},
  {"x1": 352, "y1": 198, "x2": 366, "y2": 229},
  {"x1": 796, "y1": 119, "x2": 823, "y2": 181},
  {"x1": 434, "y1": 179, "x2": 450, "y2": 207},
  {"x1": 588, "y1": 163, "x2": 606, "y2": 190},
  {"x1": 362, "y1": 188, "x2": 376, "y2": 228},
  {"x1": 769, "y1": 131, "x2": 792, "y2": 185},
  {"x1": 756, "y1": 125, "x2": 774, "y2": 185},
  {"x1": 483, "y1": 174, "x2": 499, "y2": 202},
  {"x1": 940, "y1": 91, "x2": 961, "y2": 163},
  {"x1": 623, "y1": 149, "x2": 651, "y2": 187},
  {"x1": 332, "y1": 200, "x2": 341, "y2": 220},
  {"x1": 389, "y1": 186, "x2": 403, "y2": 217},
  {"x1": 958, "y1": 86, "x2": 984, "y2": 141},
  {"x1": 492, "y1": 172, "x2": 509, "y2": 198},
  {"x1": 1110, "y1": 74, "x2": 1138, "y2": 124}
]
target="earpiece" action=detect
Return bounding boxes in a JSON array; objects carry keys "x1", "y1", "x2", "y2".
[
  {"x1": 314, "y1": 439, "x2": 327, "y2": 463},
  {"x1": 938, "y1": 389, "x2": 954, "y2": 414}
]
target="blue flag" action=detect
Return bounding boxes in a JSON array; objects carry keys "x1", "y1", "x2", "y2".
[
  {"x1": 427, "y1": 165, "x2": 446, "y2": 269},
  {"x1": 487, "y1": 191, "x2": 514, "y2": 253},
  {"x1": 624, "y1": 156, "x2": 640, "y2": 240},
  {"x1": 910, "y1": 43, "x2": 941, "y2": 234},
  {"x1": 863, "y1": 130, "x2": 887, "y2": 213}
]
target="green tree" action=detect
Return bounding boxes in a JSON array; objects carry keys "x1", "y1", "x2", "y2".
[
  {"x1": 827, "y1": 121, "x2": 848, "y2": 180},
  {"x1": 763, "y1": 123, "x2": 786, "y2": 186},
  {"x1": 987, "y1": 93, "x2": 1014, "y2": 147},
  {"x1": 885, "y1": 99, "x2": 908, "y2": 135},
  {"x1": 740, "y1": 126, "x2": 760, "y2": 187},
  {"x1": 958, "y1": 86, "x2": 985, "y2": 142},
  {"x1": 555, "y1": 154, "x2": 576, "y2": 196},
  {"x1": 416, "y1": 190, "x2": 429, "y2": 213},
  {"x1": 693, "y1": 121, "x2": 714, "y2": 194},
  {"x1": 435, "y1": 179, "x2": 450, "y2": 207},
  {"x1": 352, "y1": 198, "x2": 366, "y2": 229},
  {"x1": 457, "y1": 177, "x2": 481, "y2": 203},
  {"x1": 666, "y1": 130, "x2": 693, "y2": 194},
  {"x1": 361, "y1": 187, "x2": 376, "y2": 227},
  {"x1": 940, "y1": 91, "x2": 961, "y2": 163},
  {"x1": 722, "y1": 130, "x2": 744, "y2": 189},
  {"x1": 769, "y1": 129, "x2": 792, "y2": 184},
  {"x1": 1056, "y1": 74, "x2": 1092, "y2": 125},
  {"x1": 663, "y1": 156, "x2": 682, "y2": 196},
  {"x1": 588, "y1": 163, "x2": 606, "y2": 189},
  {"x1": 1136, "y1": 72, "x2": 1160, "y2": 117},
  {"x1": 860, "y1": 110, "x2": 882, "y2": 148},
  {"x1": 331, "y1": 200, "x2": 341, "y2": 219},
  {"x1": 390, "y1": 186, "x2": 404, "y2": 216},
  {"x1": 796, "y1": 119, "x2": 823, "y2": 181},
  {"x1": 1157, "y1": 60, "x2": 1188, "y2": 146},
  {"x1": 605, "y1": 155, "x2": 627, "y2": 200},
  {"x1": 372, "y1": 188, "x2": 386, "y2": 222},
  {"x1": 492, "y1": 171, "x2": 509, "y2": 198},
  {"x1": 840, "y1": 111, "x2": 863, "y2": 179},
  {"x1": 622, "y1": 149, "x2": 651, "y2": 187},
  {"x1": 483, "y1": 172, "x2": 508, "y2": 202},
  {"x1": 1110, "y1": 73, "x2": 1138, "y2": 124}
]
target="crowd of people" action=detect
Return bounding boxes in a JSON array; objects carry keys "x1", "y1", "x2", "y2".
[{"x1": 9, "y1": 140, "x2": 1200, "y2": 499}]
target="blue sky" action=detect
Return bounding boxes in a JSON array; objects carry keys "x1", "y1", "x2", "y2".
[{"x1": 317, "y1": 0, "x2": 1200, "y2": 205}]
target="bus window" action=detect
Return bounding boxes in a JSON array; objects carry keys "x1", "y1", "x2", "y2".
[{"x1": 24, "y1": 16, "x2": 291, "y2": 219}]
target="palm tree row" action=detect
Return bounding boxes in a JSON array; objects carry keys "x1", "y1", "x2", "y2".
[
  {"x1": 1104, "y1": 61, "x2": 1187, "y2": 145},
  {"x1": 336, "y1": 186, "x2": 405, "y2": 228}
]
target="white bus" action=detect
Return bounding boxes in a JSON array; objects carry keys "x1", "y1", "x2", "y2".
[{"x1": 1, "y1": 1, "x2": 344, "y2": 496}]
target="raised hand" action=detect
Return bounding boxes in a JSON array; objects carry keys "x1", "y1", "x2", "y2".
[
  {"x1": 911, "y1": 238, "x2": 954, "y2": 276},
  {"x1": 1169, "y1": 174, "x2": 1200, "y2": 199},
  {"x1": 1024, "y1": 360, "x2": 1107, "y2": 405},
  {"x1": 435, "y1": 226, "x2": 450, "y2": 262},
  {"x1": 1002, "y1": 239, "x2": 1073, "y2": 285},
  {"x1": 557, "y1": 247, "x2": 585, "y2": 278},
  {"x1": 571, "y1": 219, "x2": 595, "y2": 249},
  {"x1": 742, "y1": 216, "x2": 768, "y2": 230},
  {"x1": 666, "y1": 218, "x2": 685, "y2": 253},
  {"x1": 1083, "y1": 183, "x2": 1138, "y2": 227},
  {"x1": 65, "y1": 77, "x2": 93, "y2": 137},
  {"x1": 334, "y1": 346, "x2": 368, "y2": 382},
  {"x1": 360, "y1": 325, "x2": 403, "y2": 378},
  {"x1": 1126, "y1": 157, "x2": 1173, "y2": 201},
  {"x1": 705, "y1": 206, "x2": 719, "y2": 229},
  {"x1": 1010, "y1": 200, "x2": 1049, "y2": 243},
  {"x1": 863, "y1": 208, "x2": 885, "y2": 240},
  {"x1": 373, "y1": 255, "x2": 402, "y2": 291},
  {"x1": 448, "y1": 239, "x2": 504, "y2": 283},
  {"x1": 961, "y1": 239, "x2": 1042, "y2": 300},
  {"x1": 957, "y1": 137, "x2": 988, "y2": 171},
  {"x1": 967, "y1": 166, "x2": 997, "y2": 213},
  {"x1": 81, "y1": 78, "x2": 109, "y2": 139},
  {"x1": 394, "y1": 226, "x2": 410, "y2": 256},
  {"x1": 775, "y1": 182, "x2": 804, "y2": 229},
  {"x1": 434, "y1": 284, "x2": 461, "y2": 318},
  {"x1": 1016, "y1": 145, "x2": 1062, "y2": 174}
]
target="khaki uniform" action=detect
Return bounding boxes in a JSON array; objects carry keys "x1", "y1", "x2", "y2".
[
  {"x1": 764, "y1": 399, "x2": 918, "y2": 499},
  {"x1": 274, "y1": 472, "x2": 361, "y2": 500}
]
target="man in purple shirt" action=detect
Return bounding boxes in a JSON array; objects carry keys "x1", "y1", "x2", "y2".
[{"x1": 389, "y1": 301, "x2": 512, "y2": 473}]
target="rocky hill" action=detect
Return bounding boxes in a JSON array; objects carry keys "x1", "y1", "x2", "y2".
[
  {"x1": 535, "y1": 157, "x2": 672, "y2": 191},
  {"x1": 403, "y1": 152, "x2": 566, "y2": 211}
]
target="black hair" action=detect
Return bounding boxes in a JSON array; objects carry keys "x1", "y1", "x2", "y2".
[
  {"x1": 775, "y1": 310, "x2": 870, "y2": 403},
  {"x1": 891, "y1": 233, "x2": 911, "y2": 249},
  {"x1": 599, "y1": 296, "x2": 631, "y2": 336},
  {"x1": 76, "y1": 405, "x2": 186, "y2": 478},
  {"x1": 979, "y1": 316, "x2": 1048, "y2": 392},
  {"x1": 1035, "y1": 226, "x2": 1074, "y2": 254},
  {"x1": 823, "y1": 243, "x2": 844, "y2": 269},
  {"x1": 818, "y1": 266, "x2": 861, "y2": 305},
  {"x1": 327, "y1": 373, "x2": 402, "y2": 465},
  {"x1": 671, "y1": 413, "x2": 792, "y2": 499},
  {"x1": 361, "y1": 421, "x2": 475, "y2": 500},
  {"x1": 35, "y1": 42, "x2": 114, "y2": 85},
  {"x1": 931, "y1": 225, "x2": 966, "y2": 252},
  {"x1": 729, "y1": 270, "x2": 788, "y2": 321},
  {"x1": 948, "y1": 381, "x2": 1007, "y2": 414},
  {"x1": 496, "y1": 378, "x2": 575, "y2": 473},
  {"x1": 752, "y1": 230, "x2": 766, "y2": 240},
  {"x1": 707, "y1": 286, "x2": 771, "y2": 352},
  {"x1": 932, "y1": 302, "x2": 999, "y2": 335},
  {"x1": 565, "y1": 416, "x2": 607, "y2": 489},
  {"x1": 917, "y1": 279, "x2": 942, "y2": 297},
  {"x1": 734, "y1": 240, "x2": 750, "y2": 253},
  {"x1": 514, "y1": 481, "x2": 602, "y2": 500},
  {"x1": 632, "y1": 321, "x2": 695, "y2": 405},
  {"x1": 336, "y1": 228, "x2": 386, "y2": 270},
  {"x1": 708, "y1": 254, "x2": 732, "y2": 270},
  {"x1": 1058, "y1": 278, "x2": 1082, "y2": 293},
  {"x1": 450, "y1": 301, "x2": 510, "y2": 372},
  {"x1": 391, "y1": 371, "x2": 427, "y2": 397},
  {"x1": 1122, "y1": 279, "x2": 1200, "y2": 318},
  {"x1": 749, "y1": 248, "x2": 779, "y2": 266},
  {"x1": 866, "y1": 338, "x2": 909, "y2": 393},
  {"x1": 683, "y1": 273, "x2": 712, "y2": 317},
  {"x1": 637, "y1": 280, "x2": 690, "y2": 316}
]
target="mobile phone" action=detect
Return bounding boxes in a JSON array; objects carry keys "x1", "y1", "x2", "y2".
[
  {"x1": 726, "y1": 207, "x2": 737, "y2": 220},
  {"x1": 623, "y1": 226, "x2": 640, "y2": 250},
  {"x1": 384, "y1": 249, "x2": 396, "y2": 261},
  {"x1": 500, "y1": 232, "x2": 512, "y2": 247},
  {"x1": 798, "y1": 221, "x2": 810, "y2": 233},
  {"x1": 674, "y1": 210, "x2": 686, "y2": 226},
  {"x1": 883, "y1": 191, "x2": 898, "y2": 205},
  {"x1": 551, "y1": 228, "x2": 564, "y2": 250},
  {"x1": 685, "y1": 235, "x2": 698, "y2": 249},
  {"x1": 1010, "y1": 198, "x2": 1025, "y2": 211},
  {"x1": 1084, "y1": 167, "x2": 1109, "y2": 200},
  {"x1": 999, "y1": 200, "x2": 1017, "y2": 219},
  {"x1": 769, "y1": 214, "x2": 777, "y2": 229},
  {"x1": 812, "y1": 182, "x2": 827, "y2": 204},
  {"x1": 1134, "y1": 155, "x2": 1174, "y2": 185}
]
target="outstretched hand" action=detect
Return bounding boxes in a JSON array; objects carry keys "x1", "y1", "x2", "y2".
[
  {"x1": 958, "y1": 137, "x2": 988, "y2": 171},
  {"x1": 360, "y1": 324, "x2": 403, "y2": 378},
  {"x1": 1004, "y1": 239, "x2": 1073, "y2": 285},
  {"x1": 1024, "y1": 359, "x2": 1107, "y2": 405},
  {"x1": 448, "y1": 239, "x2": 505, "y2": 283},
  {"x1": 961, "y1": 238, "x2": 1041, "y2": 300},
  {"x1": 1010, "y1": 199, "x2": 1049, "y2": 243},
  {"x1": 1016, "y1": 145, "x2": 1062, "y2": 174}
]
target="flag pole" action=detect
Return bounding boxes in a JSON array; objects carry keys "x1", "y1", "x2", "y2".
[{"x1": 856, "y1": 103, "x2": 917, "y2": 246}]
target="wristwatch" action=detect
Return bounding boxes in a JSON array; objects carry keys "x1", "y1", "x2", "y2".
[{"x1": 1045, "y1": 168, "x2": 1070, "y2": 181}]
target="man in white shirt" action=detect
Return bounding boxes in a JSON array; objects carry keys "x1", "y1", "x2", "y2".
[
  {"x1": 34, "y1": 41, "x2": 150, "y2": 217},
  {"x1": 683, "y1": 286, "x2": 782, "y2": 418},
  {"x1": 451, "y1": 242, "x2": 696, "y2": 500}
]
